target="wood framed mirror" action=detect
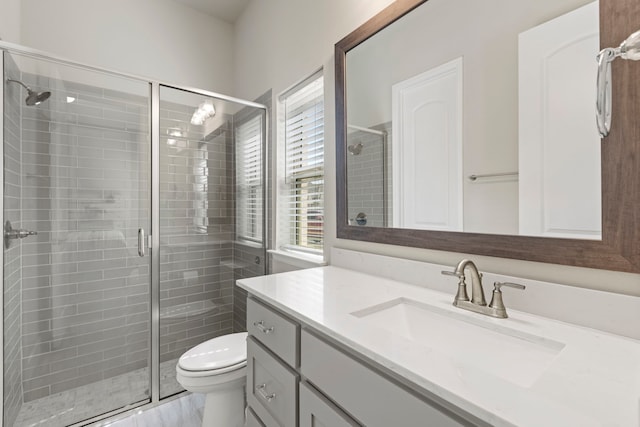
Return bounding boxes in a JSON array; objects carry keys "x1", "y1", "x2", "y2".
[{"x1": 335, "y1": 0, "x2": 640, "y2": 272}]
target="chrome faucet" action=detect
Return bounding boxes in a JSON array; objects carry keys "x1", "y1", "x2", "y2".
[
  {"x1": 442, "y1": 259, "x2": 525, "y2": 318},
  {"x1": 447, "y1": 259, "x2": 486, "y2": 306}
]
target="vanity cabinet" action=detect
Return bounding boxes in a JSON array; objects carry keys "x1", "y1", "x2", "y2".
[
  {"x1": 246, "y1": 296, "x2": 476, "y2": 427},
  {"x1": 299, "y1": 381, "x2": 360, "y2": 427}
]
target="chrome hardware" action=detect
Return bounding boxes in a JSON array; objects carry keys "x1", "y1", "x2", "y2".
[
  {"x1": 596, "y1": 29, "x2": 640, "y2": 137},
  {"x1": 355, "y1": 212, "x2": 368, "y2": 226},
  {"x1": 493, "y1": 281, "x2": 526, "y2": 291},
  {"x1": 255, "y1": 384, "x2": 276, "y2": 402},
  {"x1": 596, "y1": 47, "x2": 615, "y2": 137},
  {"x1": 4, "y1": 220, "x2": 38, "y2": 249},
  {"x1": 138, "y1": 228, "x2": 145, "y2": 257},
  {"x1": 468, "y1": 172, "x2": 518, "y2": 182},
  {"x1": 443, "y1": 260, "x2": 525, "y2": 319},
  {"x1": 253, "y1": 320, "x2": 274, "y2": 334},
  {"x1": 442, "y1": 259, "x2": 486, "y2": 306},
  {"x1": 349, "y1": 212, "x2": 369, "y2": 226},
  {"x1": 441, "y1": 270, "x2": 462, "y2": 278}
]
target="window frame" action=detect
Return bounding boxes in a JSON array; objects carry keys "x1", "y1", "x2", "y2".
[{"x1": 277, "y1": 69, "x2": 325, "y2": 256}]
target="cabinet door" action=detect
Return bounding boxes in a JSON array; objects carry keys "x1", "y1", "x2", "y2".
[
  {"x1": 247, "y1": 336, "x2": 298, "y2": 427},
  {"x1": 246, "y1": 407, "x2": 266, "y2": 427},
  {"x1": 300, "y1": 381, "x2": 360, "y2": 427},
  {"x1": 301, "y1": 330, "x2": 475, "y2": 427}
]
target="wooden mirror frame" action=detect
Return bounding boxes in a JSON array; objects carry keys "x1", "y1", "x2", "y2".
[{"x1": 335, "y1": 0, "x2": 640, "y2": 273}]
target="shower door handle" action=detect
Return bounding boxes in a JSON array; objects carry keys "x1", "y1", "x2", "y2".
[{"x1": 138, "y1": 228, "x2": 146, "y2": 257}]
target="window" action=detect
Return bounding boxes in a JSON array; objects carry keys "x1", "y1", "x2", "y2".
[
  {"x1": 236, "y1": 114, "x2": 263, "y2": 243},
  {"x1": 279, "y1": 72, "x2": 324, "y2": 253}
]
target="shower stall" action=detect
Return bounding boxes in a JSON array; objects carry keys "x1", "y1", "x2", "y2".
[
  {"x1": 1, "y1": 43, "x2": 267, "y2": 427},
  {"x1": 346, "y1": 124, "x2": 389, "y2": 227}
]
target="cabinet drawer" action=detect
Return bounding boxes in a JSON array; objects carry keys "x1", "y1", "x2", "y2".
[
  {"x1": 246, "y1": 407, "x2": 265, "y2": 427},
  {"x1": 247, "y1": 336, "x2": 299, "y2": 427},
  {"x1": 301, "y1": 330, "x2": 472, "y2": 427},
  {"x1": 300, "y1": 381, "x2": 360, "y2": 427},
  {"x1": 248, "y1": 297, "x2": 299, "y2": 367}
]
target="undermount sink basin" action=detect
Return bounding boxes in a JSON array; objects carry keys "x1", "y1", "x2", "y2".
[{"x1": 351, "y1": 298, "x2": 565, "y2": 387}]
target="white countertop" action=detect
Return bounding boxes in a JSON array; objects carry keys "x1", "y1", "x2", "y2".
[{"x1": 237, "y1": 266, "x2": 640, "y2": 427}]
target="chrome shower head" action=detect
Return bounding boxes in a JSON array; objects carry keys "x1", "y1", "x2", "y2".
[
  {"x1": 347, "y1": 142, "x2": 363, "y2": 155},
  {"x1": 6, "y1": 79, "x2": 51, "y2": 106},
  {"x1": 25, "y1": 89, "x2": 51, "y2": 106}
]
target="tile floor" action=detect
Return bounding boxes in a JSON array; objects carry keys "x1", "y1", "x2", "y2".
[
  {"x1": 14, "y1": 359, "x2": 187, "y2": 427},
  {"x1": 96, "y1": 394, "x2": 204, "y2": 427}
]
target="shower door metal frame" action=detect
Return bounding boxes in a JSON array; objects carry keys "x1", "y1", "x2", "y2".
[
  {"x1": 150, "y1": 82, "x2": 161, "y2": 405},
  {"x1": 0, "y1": 41, "x2": 269, "y2": 427},
  {"x1": 0, "y1": 48, "x2": 5, "y2": 427}
]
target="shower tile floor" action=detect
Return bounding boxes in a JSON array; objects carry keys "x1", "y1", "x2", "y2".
[{"x1": 14, "y1": 359, "x2": 191, "y2": 427}]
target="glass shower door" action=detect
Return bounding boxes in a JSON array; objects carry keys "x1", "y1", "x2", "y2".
[
  {"x1": 3, "y1": 52, "x2": 152, "y2": 427},
  {"x1": 158, "y1": 85, "x2": 267, "y2": 398}
]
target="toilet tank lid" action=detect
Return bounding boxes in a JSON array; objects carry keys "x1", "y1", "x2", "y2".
[{"x1": 178, "y1": 332, "x2": 248, "y2": 371}]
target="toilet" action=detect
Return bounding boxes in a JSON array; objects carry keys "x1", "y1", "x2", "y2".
[{"x1": 176, "y1": 332, "x2": 248, "y2": 427}]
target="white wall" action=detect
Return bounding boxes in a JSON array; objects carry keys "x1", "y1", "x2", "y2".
[
  {"x1": 233, "y1": 0, "x2": 395, "y2": 101},
  {"x1": 234, "y1": 0, "x2": 640, "y2": 297},
  {"x1": 14, "y1": 0, "x2": 234, "y2": 94},
  {"x1": 0, "y1": 0, "x2": 21, "y2": 43}
]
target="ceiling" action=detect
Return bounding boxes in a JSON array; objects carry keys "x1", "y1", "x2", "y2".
[{"x1": 172, "y1": 0, "x2": 251, "y2": 23}]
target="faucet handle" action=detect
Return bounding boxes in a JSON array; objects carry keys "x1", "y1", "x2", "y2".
[
  {"x1": 493, "y1": 282, "x2": 525, "y2": 291},
  {"x1": 489, "y1": 281, "x2": 525, "y2": 318},
  {"x1": 441, "y1": 270, "x2": 463, "y2": 278},
  {"x1": 441, "y1": 270, "x2": 469, "y2": 303}
]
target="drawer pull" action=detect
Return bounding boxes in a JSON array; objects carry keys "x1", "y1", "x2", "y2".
[
  {"x1": 255, "y1": 383, "x2": 276, "y2": 402},
  {"x1": 253, "y1": 320, "x2": 274, "y2": 334}
]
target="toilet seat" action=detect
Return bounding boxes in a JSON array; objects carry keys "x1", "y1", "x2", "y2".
[
  {"x1": 178, "y1": 332, "x2": 248, "y2": 376},
  {"x1": 177, "y1": 360, "x2": 246, "y2": 377}
]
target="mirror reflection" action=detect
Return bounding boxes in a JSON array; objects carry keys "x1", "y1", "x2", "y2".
[{"x1": 345, "y1": 0, "x2": 601, "y2": 240}]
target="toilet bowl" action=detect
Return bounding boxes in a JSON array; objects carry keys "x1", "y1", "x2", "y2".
[{"x1": 176, "y1": 332, "x2": 248, "y2": 427}]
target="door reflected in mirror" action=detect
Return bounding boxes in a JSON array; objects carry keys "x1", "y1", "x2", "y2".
[{"x1": 345, "y1": 0, "x2": 601, "y2": 240}]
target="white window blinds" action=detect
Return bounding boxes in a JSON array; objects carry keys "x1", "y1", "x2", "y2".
[
  {"x1": 236, "y1": 114, "x2": 263, "y2": 243},
  {"x1": 282, "y1": 74, "x2": 324, "y2": 251}
]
